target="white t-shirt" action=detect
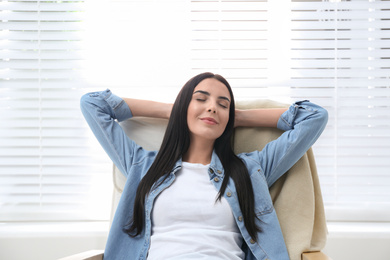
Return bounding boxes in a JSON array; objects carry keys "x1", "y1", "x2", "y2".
[{"x1": 147, "y1": 162, "x2": 244, "y2": 260}]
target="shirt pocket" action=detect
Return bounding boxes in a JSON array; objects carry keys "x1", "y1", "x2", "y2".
[{"x1": 251, "y1": 169, "x2": 274, "y2": 215}]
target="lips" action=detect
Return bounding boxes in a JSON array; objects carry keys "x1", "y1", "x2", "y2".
[{"x1": 200, "y1": 117, "x2": 218, "y2": 125}]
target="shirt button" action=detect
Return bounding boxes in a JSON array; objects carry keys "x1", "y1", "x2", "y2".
[
  {"x1": 250, "y1": 239, "x2": 255, "y2": 244},
  {"x1": 209, "y1": 169, "x2": 214, "y2": 174},
  {"x1": 238, "y1": 216, "x2": 243, "y2": 222},
  {"x1": 226, "y1": 192, "x2": 232, "y2": 197},
  {"x1": 214, "y1": 177, "x2": 219, "y2": 182},
  {"x1": 217, "y1": 170, "x2": 222, "y2": 174}
]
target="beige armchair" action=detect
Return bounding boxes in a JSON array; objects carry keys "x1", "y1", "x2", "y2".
[{"x1": 60, "y1": 99, "x2": 332, "y2": 260}]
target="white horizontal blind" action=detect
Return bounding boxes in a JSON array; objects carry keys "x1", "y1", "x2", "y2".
[
  {"x1": 289, "y1": 0, "x2": 390, "y2": 221},
  {"x1": 2, "y1": 0, "x2": 389, "y2": 223},
  {"x1": 0, "y1": 0, "x2": 112, "y2": 221}
]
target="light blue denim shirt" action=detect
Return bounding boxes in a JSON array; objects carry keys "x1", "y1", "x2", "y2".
[{"x1": 80, "y1": 89, "x2": 328, "y2": 260}]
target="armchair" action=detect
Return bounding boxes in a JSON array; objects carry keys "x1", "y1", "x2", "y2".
[{"x1": 59, "y1": 99, "x2": 331, "y2": 260}]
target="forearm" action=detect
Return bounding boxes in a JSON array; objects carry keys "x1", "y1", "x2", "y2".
[
  {"x1": 122, "y1": 98, "x2": 172, "y2": 119},
  {"x1": 235, "y1": 108, "x2": 288, "y2": 128}
]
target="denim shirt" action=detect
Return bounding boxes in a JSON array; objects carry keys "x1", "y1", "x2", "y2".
[{"x1": 80, "y1": 90, "x2": 328, "y2": 260}]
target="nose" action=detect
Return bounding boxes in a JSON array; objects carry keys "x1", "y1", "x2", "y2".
[
  {"x1": 207, "y1": 99, "x2": 217, "y2": 113},
  {"x1": 207, "y1": 101, "x2": 217, "y2": 113}
]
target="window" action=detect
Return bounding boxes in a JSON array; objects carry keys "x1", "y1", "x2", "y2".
[
  {"x1": 0, "y1": 0, "x2": 112, "y2": 221},
  {"x1": 288, "y1": 0, "x2": 390, "y2": 221},
  {"x1": 1, "y1": 0, "x2": 389, "y2": 223}
]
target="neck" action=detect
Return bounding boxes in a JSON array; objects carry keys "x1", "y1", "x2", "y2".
[{"x1": 183, "y1": 137, "x2": 214, "y2": 165}]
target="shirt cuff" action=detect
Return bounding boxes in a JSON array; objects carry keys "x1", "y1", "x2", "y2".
[
  {"x1": 102, "y1": 89, "x2": 133, "y2": 122},
  {"x1": 277, "y1": 100, "x2": 309, "y2": 131}
]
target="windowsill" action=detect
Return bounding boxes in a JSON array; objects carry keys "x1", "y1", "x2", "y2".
[
  {"x1": 324, "y1": 222, "x2": 390, "y2": 259},
  {"x1": 1, "y1": 221, "x2": 390, "y2": 238},
  {"x1": 327, "y1": 221, "x2": 390, "y2": 238},
  {"x1": 0, "y1": 221, "x2": 110, "y2": 238}
]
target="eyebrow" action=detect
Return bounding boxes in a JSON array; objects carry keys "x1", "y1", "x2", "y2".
[{"x1": 193, "y1": 90, "x2": 231, "y2": 102}]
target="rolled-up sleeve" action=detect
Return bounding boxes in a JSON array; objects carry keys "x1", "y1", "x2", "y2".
[
  {"x1": 277, "y1": 100, "x2": 325, "y2": 131},
  {"x1": 82, "y1": 89, "x2": 133, "y2": 121},
  {"x1": 250, "y1": 100, "x2": 328, "y2": 187}
]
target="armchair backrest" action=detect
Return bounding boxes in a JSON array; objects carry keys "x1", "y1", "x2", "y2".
[{"x1": 113, "y1": 99, "x2": 327, "y2": 260}]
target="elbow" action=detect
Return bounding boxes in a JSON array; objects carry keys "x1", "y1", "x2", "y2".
[
  {"x1": 315, "y1": 106, "x2": 329, "y2": 134},
  {"x1": 80, "y1": 93, "x2": 92, "y2": 114},
  {"x1": 80, "y1": 90, "x2": 111, "y2": 109},
  {"x1": 80, "y1": 91, "x2": 101, "y2": 110},
  {"x1": 319, "y1": 106, "x2": 329, "y2": 126},
  {"x1": 80, "y1": 92, "x2": 101, "y2": 117},
  {"x1": 80, "y1": 93, "x2": 88, "y2": 109}
]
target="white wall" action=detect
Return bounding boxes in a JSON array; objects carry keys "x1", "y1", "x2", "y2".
[{"x1": 1, "y1": 222, "x2": 390, "y2": 260}]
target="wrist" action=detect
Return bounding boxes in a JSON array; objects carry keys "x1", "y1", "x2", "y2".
[
  {"x1": 234, "y1": 109, "x2": 244, "y2": 127},
  {"x1": 165, "y1": 104, "x2": 173, "y2": 119}
]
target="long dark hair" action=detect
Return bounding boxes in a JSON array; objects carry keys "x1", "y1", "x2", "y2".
[{"x1": 124, "y1": 72, "x2": 260, "y2": 241}]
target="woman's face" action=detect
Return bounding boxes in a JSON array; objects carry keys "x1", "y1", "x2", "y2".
[{"x1": 187, "y1": 78, "x2": 231, "y2": 143}]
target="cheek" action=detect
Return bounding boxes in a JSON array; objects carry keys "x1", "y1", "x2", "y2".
[
  {"x1": 186, "y1": 103, "x2": 199, "y2": 128},
  {"x1": 186, "y1": 102, "x2": 196, "y2": 119},
  {"x1": 220, "y1": 112, "x2": 230, "y2": 128}
]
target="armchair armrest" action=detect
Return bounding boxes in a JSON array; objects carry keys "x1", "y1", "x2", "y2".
[
  {"x1": 302, "y1": 251, "x2": 332, "y2": 260},
  {"x1": 57, "y1": 250, "x2": 104, "y2": 260}
]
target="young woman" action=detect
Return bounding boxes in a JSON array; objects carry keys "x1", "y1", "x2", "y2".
[{"x1": 80, "y1": 72, "x2": 328, "y2": 260}]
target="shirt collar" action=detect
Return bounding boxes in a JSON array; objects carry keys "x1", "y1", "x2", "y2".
[
  {"x1": 210, "y1": 150, "x2": 224, "y2": 177},
  {"x1": 173, "y1": 150, "x2": 224, "y2": 177}
]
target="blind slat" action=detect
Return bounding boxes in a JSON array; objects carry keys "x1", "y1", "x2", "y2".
[
  {"x1": 0, "y1": 2, "x2": 86, "y2": 12},
  {"x1": 291, "y1": 1, "x2": 390, "y2": 9},
  {"x1": 0, "y1": 21, "x2": 85, "y2": 31}
]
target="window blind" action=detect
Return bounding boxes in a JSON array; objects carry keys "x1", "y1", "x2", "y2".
[
  {"x1": 0, "y1": 0, "x2": 112, "y2": 221},
  {"x1": 288, "y1": 0, "x2": 390, "y2": 221},
  {"x1": 2, "y1": 0, "x2": 389, "y2": 223}
]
